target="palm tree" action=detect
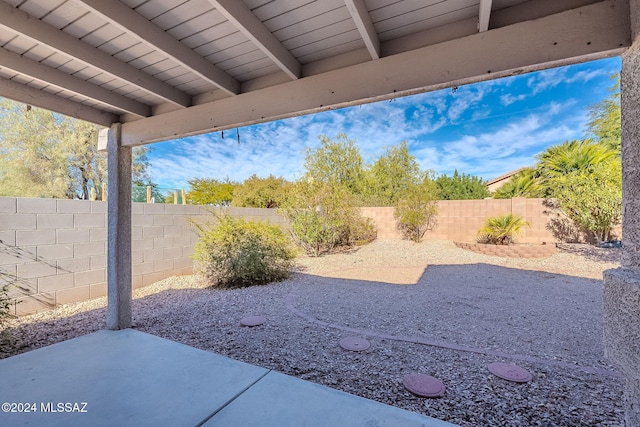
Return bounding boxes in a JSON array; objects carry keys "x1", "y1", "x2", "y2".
[
  {"x1": 477, "y1": 213, "x2": 529, "y2": 245},
  {"x1": 536, "y1": 139, "x2": 617, "y2": 180},
  {"x1": 493, "y1": 168, "x2": 544, "y2": 199},
  {"x1": 588, "y1": 74, "x2": 621, "y2": 151}
]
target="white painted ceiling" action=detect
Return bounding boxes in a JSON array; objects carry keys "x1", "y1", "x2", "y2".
[{"x1": 0, "y1": 0, "x2": 631, "y2": 144}]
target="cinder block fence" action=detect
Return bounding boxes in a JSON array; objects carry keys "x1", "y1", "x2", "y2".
[
  {"x1": 0, "y1": 198, "x2": 284, "y2": 316},
  {"x1": 361, "y1": 197, "x2": 557, "y2": 243},
  {"x1": 2, "y1": 197, "x2": 559, "y2": 316}
]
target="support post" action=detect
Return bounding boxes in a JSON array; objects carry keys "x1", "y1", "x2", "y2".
[
  {"x1": 603, "y1": 1, "x2": 640, "y2": 424},
  {"x1": 106, "y1": 123, "x2": 132, "y2": 330}
]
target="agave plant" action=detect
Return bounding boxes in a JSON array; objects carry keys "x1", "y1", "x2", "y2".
[{"x1": 477, "y1": 213, "x2": 529, "y2": 245}]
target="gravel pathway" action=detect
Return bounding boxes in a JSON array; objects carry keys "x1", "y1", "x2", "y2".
[{"x1": 0, "y1": 240, "x2": 624, "y2": 426}]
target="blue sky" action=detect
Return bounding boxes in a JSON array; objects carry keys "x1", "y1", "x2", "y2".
[{"x1": 148, "y1": 57, "x2": 621, "y2": 190}]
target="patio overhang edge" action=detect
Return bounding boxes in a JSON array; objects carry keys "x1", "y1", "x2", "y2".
[{"x1": 119, "y1": 0, "x2": 630, "y2": 146}]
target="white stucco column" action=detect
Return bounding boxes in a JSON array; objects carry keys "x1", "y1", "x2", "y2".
[
  {"x1": 106, "y1": 123, "x2": 132, "y2": 330},
  {"x1": 603, "y1": 1, "x2": 640, "y2": 425}
]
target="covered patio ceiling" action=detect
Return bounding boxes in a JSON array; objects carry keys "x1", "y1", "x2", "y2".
[{"x1": 0, "y1": 0, "x2": 631, "y2": 147}]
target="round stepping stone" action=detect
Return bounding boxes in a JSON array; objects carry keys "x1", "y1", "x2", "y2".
[
  {"x1": 240, "y1": 315, "x2": 266, "y2": 327},
  {"x1": 402, "y1": 373, "x2": 446, "y2": 398},
  {"x1": 487, "y1": 362, "x2": 532, "y2": 383},
  {"x1": 339, "y1": 336, "x2": 371, "y2": 351}
]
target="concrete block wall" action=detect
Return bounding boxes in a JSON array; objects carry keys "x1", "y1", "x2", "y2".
[
  {"x1": 1, "y1": 198, "x2": 284, "y2": 316},
  {"x1": 1, "y1": 198, "x2": 108, "y2": 316},
  {"x1": 0, "y1": 196, "x2": 567, "y2": 316},
  {"x1": 361, "y1": 198, "x2": 558, "y2": 244}
]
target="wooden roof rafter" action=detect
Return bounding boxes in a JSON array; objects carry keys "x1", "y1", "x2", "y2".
[
  {"x1": 208, "y1": 0, "x2": 302, "y2": 80},
  {"x1": 0, "y1": 0, "x2": 191, "y2": 108},
  {"x1": 78, "y1": 0, "x2": 240, "y2": 96}
]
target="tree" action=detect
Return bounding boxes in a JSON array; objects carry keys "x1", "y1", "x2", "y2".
[
  {"x1": 587, "y1": 74, "x2": 620, "y2": 151},
  {"x1": 551, "y1": 159, "x2": 622, "y2": 243},
  {"x1": 281, "y1": 180, "x2": 376, "y2": 256},
  {"x1": 187, "y1": 178, "x2": 237, "y2": 205},
  {"x1": 493, "y1": 168, "x2": 544, "y2": 199},
  {"x1": 536, "y1": 139, "x2": 617, "y2": 190},
  {"x1": 63, "y1": 118, "x2": 104, "y2": 200},
  {"x1": 0, "y1": 100, "x2": 69, "y2": 197},
  {"x1": 0, "y1": 98, "x2": 152, "y2": 199},
  {"x1": 232, "y1": 174, "x2": 290, "y2": 208},
  {"x1": 394, "y1": 173, "x2": 439, "y2": 243},
  {"x1": 365, "y1": 141, "x2": 421, "y2": 206},
  {"x1": 532, "y1": 137, "x2": 621, "y2": 243},
  {"x1": 303, "y1": 133, "x2": 365, "y2": 195},
  {"x1": 436, "y1": 170, "x2": 490, "y2": 200}
]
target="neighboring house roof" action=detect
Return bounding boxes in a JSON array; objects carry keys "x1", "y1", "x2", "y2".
[{"x1": 486, "y1": 167, "x2": 529, "y2": 192}]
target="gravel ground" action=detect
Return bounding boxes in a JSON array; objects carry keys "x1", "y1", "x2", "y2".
[{"x1": 0, "y1": 240, "x2": 625, "y2": 426}]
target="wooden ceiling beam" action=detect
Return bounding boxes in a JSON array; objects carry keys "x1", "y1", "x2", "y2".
[
  {"x1": 208, "y1": 0, "x2": 301, "y2": 80},
  {"x1": 0, "y1": 1, "x2": 191, "y2": 107},
  {"x1": 79, "y1": 0, "x2": 240, "y2": 96},
  {"x1": 478, "y1": 0, "x2": 493, "y2": 32},
  {"x1": 0, "y1": 76, "x2": 118, "y2": 126},
  {"x1": 344, "y1": 0, "x2": 381, "y2": 59},
  {"x1": 0, "y1": 47, "x2": 151, "y2": 117}
]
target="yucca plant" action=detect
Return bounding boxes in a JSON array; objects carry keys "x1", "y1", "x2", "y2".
[{"x1": 477, "y1": 213, "x2": 529, "y2": 245}]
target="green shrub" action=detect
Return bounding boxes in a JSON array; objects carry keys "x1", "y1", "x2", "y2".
[
  {"x1": 550, "y1": 161, "x2": 622, "y2": 244},
  {"x1": 394, "y1": 177, "x2": 439, "y2": 243},
  {"x1": 0, "y1": 283, "x2": 12, "y2": 328},
  {"x1": 281, "y1": 182, "x2": 377, "y2": 256},
  {"x1": 349, "y1": 216, "x2": 377, "y2": 246},
  {"x1": 192, "y1": 214, "x2": 296, "y2": 288},
  {"x1": 477, "y1": 213, "x2": 529, "y2": 245},
  {"x1": 288, "y1": 209, "x2": 339, "y2": 257}
]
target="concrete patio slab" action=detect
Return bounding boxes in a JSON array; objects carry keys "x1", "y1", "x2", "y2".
[
  {"x1": 0, "y1": 329, "x2": 268, "y2": 427},
  {"x1": 0, "y1": 329, "x2": 456, "y2": 427},
  {"x1": 205, "y1": 370, "x2": 454, "y2": 427}
]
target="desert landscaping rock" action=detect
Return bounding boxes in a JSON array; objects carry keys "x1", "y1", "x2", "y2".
[{"x1": 0, "y1": 240, "x2": 625, "y2": 426}]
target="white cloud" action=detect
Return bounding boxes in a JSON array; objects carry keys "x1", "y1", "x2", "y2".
[
  {"x1": 446, "y1": 85, "x2": 491, "y2": 121},
  {"x1": 500, "y1": 93, "x2": 526, "y2": 106},
  {"x1": 413, "y1": 98, "x2": 586, "y2": 180},
  {"x1": 527, "y1": 67, "x2": 566, "y2": 95},
  {"x1": 566, "y1": 68, "x2": 611, "y2": 84},
  {"x1": 150, "y1": 96, "x2": 585, "y2": 187},
  {"x1": 147, "y1": 59, "x2": 619, "y2": 188}
]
